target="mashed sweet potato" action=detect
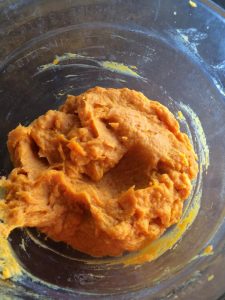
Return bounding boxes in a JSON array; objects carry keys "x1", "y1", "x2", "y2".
[{"x1": 0, "y1": 87, "x2": 198, "y2": 256}]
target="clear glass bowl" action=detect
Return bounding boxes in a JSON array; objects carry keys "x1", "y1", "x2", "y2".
[{"x1": 0, "y1": 0, "x2": 225, "y2": 299}]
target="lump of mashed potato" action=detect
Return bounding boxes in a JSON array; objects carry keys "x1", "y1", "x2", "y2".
[{"x1": 0, "y1": 87, "x2": 198, "y2": 257}]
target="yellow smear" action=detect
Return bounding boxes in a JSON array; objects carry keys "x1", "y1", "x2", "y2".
[
  {"x1": 38, "y1": 53, "x2": 143, "y2": 80},
  {"x1": 0, "y1": 235, "x2": 22, "y2": 280},
  {"x1": 177, "y1": 110, "x2": 185, "y2": 120},
  {"x1": 38, "y1": 62, "x2": 56, "y2": 72},
  {"x1": 203, "y1": 245, "x2": 214, "y2": 255},
  {"x1": 189, "y1": 0, "x2": 197, "y2": 8},
  {"x1": 37, "y1": 53, "x2": 86, "y2": 73},
  {"x1": 0, "y1": 185, "x2": 22, "y2": 280},
  {"x1": 191, "y1": 244, "x2": 214, "y2": 262},
  {"x1": 100, "y1": 61, "x2": 141, "y2": 78},
  {"x1": 53, "y1": 57, "x2": 59, "y2": 65},
  {"x1": 208, "y1": 274, "x2": 214, "y2": 281},
  {"x1": 54, "y1": 52, "x2": 85, "y2": 61}
]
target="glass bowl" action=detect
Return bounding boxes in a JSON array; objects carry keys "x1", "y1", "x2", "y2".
[{"x1": 0, "y1": 0, "x2": 225, "y2": 299}]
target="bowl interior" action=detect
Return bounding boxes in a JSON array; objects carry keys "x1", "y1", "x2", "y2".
[{"x1": 0, "y1": 1, "x2": 225, "y2": 299}]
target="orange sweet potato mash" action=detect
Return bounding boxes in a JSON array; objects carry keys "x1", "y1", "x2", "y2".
[{"x1": 0, "y1": 87, "x2": 198, "y2": 257}]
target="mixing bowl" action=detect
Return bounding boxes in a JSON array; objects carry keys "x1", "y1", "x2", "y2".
[{"x1": 0, "y1": 0, "x2": 225, "y2": 299}]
